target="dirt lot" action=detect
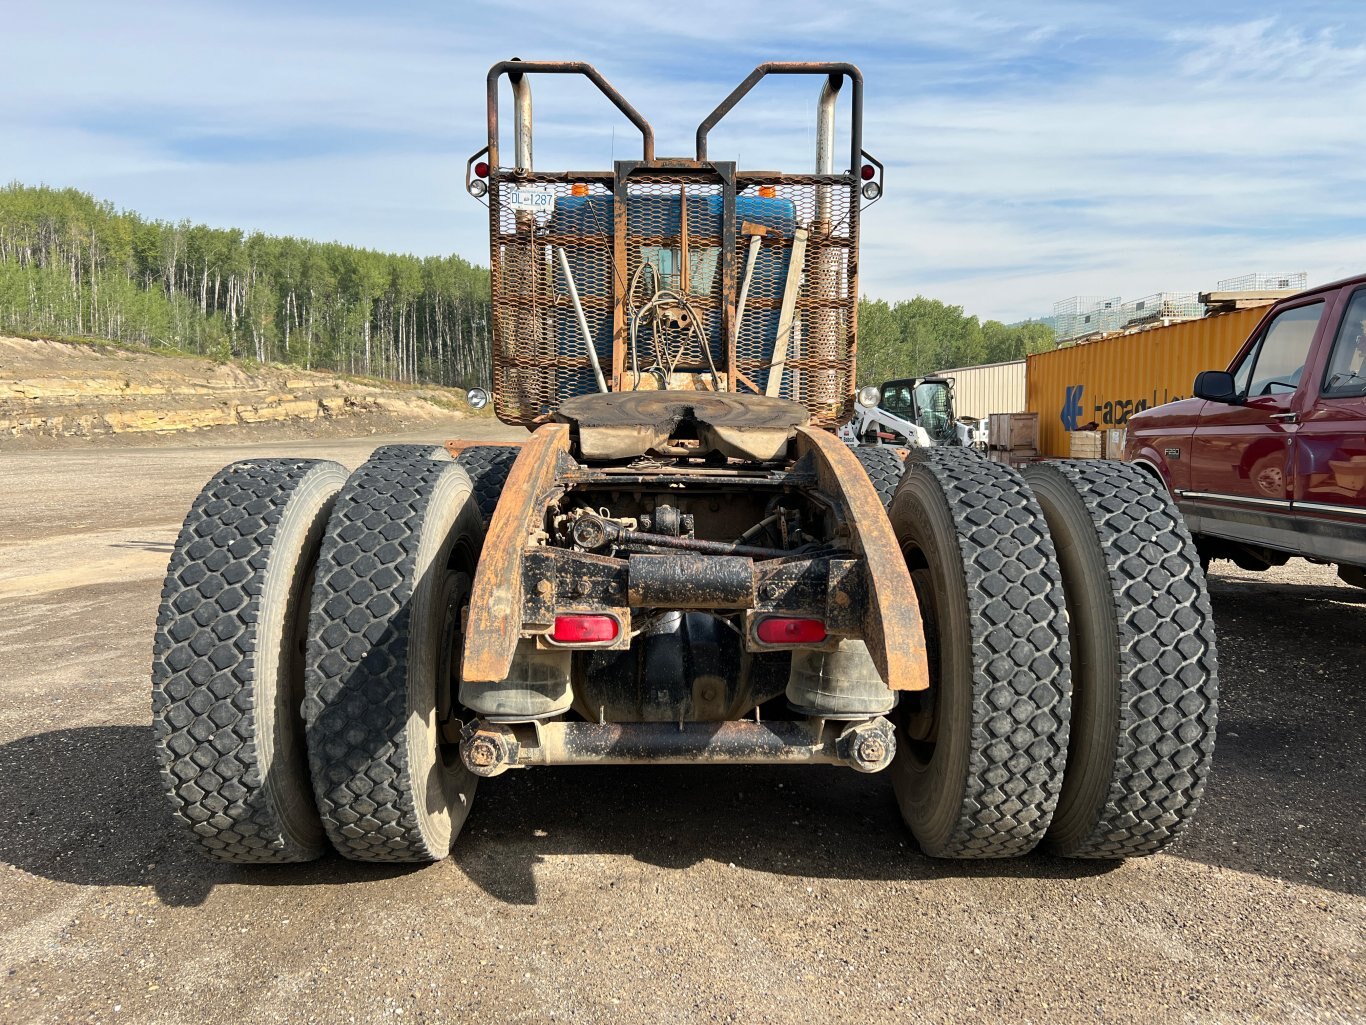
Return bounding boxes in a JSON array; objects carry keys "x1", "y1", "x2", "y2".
[{"x1": 0, "y1": 430, "x2": 1362, "y2": 1025}]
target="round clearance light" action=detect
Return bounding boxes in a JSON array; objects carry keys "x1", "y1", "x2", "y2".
[
  {"x1": 466, "y1": 387, "x2": 489, "y2": 409},
  {"x1": 861, "y1": 181, "x2": 882, "y2": 200},
  {"x1": 469, "y1": 179, "x2": 488, "y2": 198},
  {"x1": 474, "y1": 161, "x2": 490, "y2": 178},
  {"x1": 860, "y1": 164, "x2": 876, "y2": 181},
  {"x1": 858, "y1": 384, "x2": 882, "y2": 409}
]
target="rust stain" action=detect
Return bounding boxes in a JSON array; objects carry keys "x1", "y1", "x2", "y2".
[
  {"x1": 462, "y1": 423, "x2": 571, "y2": 683},
  {"x1": 443, "y1": 438, "x2": 525, "y2": 457},
  {"x1": 793, "y1": 426, "x2": 929, "y2": 691}
]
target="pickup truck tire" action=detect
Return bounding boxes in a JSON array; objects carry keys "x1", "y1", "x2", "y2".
[
  {"x1": 1338, "y1": 565, "x2": 1366, "y2": 589},
  {"x1": 454, "y1": 445, "x2": 520, "y2": 525},
  {"x1": 1023, "y1": 460, "x2": 1219, "y2": 859},
  {"x1": 853, "y1": 446, "x2": 906, "y2": 508},
  {"x1": 303, "y1": 457, "x2": 483, "y2": 862},
  {"x1": 887, "y1": 449, "x2": 1072, "y2": 858},
  {"x1": 152, "y1": 458, "x2": 347, "y2": 863}
]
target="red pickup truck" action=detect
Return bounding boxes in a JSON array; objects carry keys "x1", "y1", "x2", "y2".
[{"x1": 1125, "y1": 273, "x2": 1366, "y2": 587}]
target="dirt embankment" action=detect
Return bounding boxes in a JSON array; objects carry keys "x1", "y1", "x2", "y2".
[{"x1": 0, "y1": 335, "x2": 479, "y2": 449}]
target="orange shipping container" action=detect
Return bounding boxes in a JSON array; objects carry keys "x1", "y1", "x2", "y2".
[{"x1": 1026, "y1": 306, "x2": 1268, "y2": 457}]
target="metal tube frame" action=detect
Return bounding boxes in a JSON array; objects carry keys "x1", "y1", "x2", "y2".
[
  {"x1": 486, "y1": 59, "x2": 656, "y2": 170},
  {"x1": 696, "y1": 62, "x2": 863, "y2": 173}
]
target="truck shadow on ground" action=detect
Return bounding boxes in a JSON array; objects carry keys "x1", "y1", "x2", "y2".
[{"x1": 0, "y1": 684, "x2": 1359, "y2": 907}]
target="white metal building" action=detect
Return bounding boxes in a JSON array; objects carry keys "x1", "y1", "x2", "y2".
[{"x1": 931, "y1": 359, "x2": 1026, "y2": 420}]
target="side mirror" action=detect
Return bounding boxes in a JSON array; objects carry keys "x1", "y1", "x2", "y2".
[{"x1": 1193, "y1": 370, "x2": 1241, "y2": 405}]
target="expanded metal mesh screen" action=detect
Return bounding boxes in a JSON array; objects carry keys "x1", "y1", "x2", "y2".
[{"x1": 486, "y1": 170, "x2": 859, "y2": 428}]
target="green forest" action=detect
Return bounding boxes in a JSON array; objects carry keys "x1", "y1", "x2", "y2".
[
  {"x1": 0, "y1": 183, "x2": 1053, "y2": 388},
  {"x1": 0, "y1": 184, "x2": 491, "y2": 387},
  {"x1": 856, "y1": 297, "x2": 1056, "y2": 383}
]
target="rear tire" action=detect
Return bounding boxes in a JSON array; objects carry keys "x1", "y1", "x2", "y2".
[
  {"x1": 368, "y1": 444, "x2": 452, "y2": 463},
  {"x1": 1023, "y1": 461, "x2": 1218, "y2": 858},
  {"x1": 152, "y1": 458, "x2": 346, "y2": 863},
  {"x1": 303, "y1": 456, "x2": 483, "y2": 862},
  {"x1": 454, "y1": 445, "x2": 520, "y2": 525},
  {"x1": 887, "y1": 449, "x2": 1071, "y2": 858},
  {"x1": 852, "y1": 446, "x2": 906, "y2": 509}
]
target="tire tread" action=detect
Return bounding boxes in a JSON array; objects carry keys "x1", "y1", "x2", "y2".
[
  {"x1": 303, "y1": 457, "x2": 472, "y2": 862},
  {"x1": 1033, "y1": 459, "x2": 1218, "y2": 858},
  {"x1": 897, "y1": 448, "x2": 1072, "y2": 858},
  {"x1": 151, "y1": 458, "x2": 341, "y2": 863}
]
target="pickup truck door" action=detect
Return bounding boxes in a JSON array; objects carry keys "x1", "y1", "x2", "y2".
[
  {"x1": 1294, "y1": 285, "x2": 1366, "y2": 561},
  {"x1": 1189, "y1": 297, "x2": 1329, "y2": 515}
]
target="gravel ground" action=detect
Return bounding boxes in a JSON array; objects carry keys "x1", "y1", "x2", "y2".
[{"x1": 0, "y1": 434, "x2": 1361, "y2": 1025}]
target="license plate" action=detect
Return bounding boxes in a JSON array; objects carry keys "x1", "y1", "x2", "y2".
[{"x1": 506, "y1": 187, "x2": 556, "y2": 214}]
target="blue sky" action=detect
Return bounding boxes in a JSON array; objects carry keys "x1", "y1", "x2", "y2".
[{"x1": 4, "y1": 1, "x2": 1362, "y2": 321}]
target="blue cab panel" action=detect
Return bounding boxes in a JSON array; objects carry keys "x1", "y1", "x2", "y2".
[{"x1": 548, "y1": 193, "x2": 797, "y2": 400}]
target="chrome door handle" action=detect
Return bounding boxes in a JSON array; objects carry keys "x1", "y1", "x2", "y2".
[{"x1": 1269, "y1": 411, "x2": 1298, "y2": 422}]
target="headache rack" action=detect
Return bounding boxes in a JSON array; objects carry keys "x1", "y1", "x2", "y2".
[{"x1": 466, "y1": 60, "x2": 883, "y2": 430}]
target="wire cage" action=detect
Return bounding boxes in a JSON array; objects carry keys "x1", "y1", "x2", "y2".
[
  {"x1": 476, "y1": 60, "x2": 870, "y2": 429},
  {"x1": 487, "y1": 171, "x2": 859, "y2": 427},
  {"x1": 1214, "y1": 272, "x2": 1308, "y2": 292}
]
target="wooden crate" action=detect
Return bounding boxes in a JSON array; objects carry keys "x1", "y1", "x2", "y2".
[
  {"x1": 1068, "y1": 431, "x2": 1104, "y2": 459},
  {"x1": 988, "y1": 412, "x2": 1039, "y2": 451},
  {"x1": 1104, "y1": 428, "x2": 1127, "y2": 460},
  {"x1": 988, "y1": 447, "x2": 1038, "y2": 467}
]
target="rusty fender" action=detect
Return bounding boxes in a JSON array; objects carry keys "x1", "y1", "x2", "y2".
[
  {"x1": 793, "y1": 427, "x2": 929, "y2": 691},
  {"x1": 462, "y1": 423, "x2": 572, "y2": 683}
]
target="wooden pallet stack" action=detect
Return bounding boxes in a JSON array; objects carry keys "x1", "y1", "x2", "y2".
[
  {"x1": 1065, "y1": 427, "x2": 1127, "y2": 460},
  {"x1": 1068, "y1": 431, "x2": 1103, "y2": 459},
  {"x1": 987, "y1": 412, "x2": 1039, "y2": 467}
]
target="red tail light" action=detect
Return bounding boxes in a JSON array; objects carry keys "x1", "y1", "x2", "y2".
[
  {"x1": 474, "y1": 161, "x2": 490, "y2": 178},
  {"x1": 552, "y1": 614, "x2": 619, "y2": 644},
  {"x1": 756, "y1": 617, "x2": 827, "y2": 645}
]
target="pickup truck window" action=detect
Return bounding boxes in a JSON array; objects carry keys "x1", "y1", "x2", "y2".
[
  {"x1": 1241, "y1": 302, "x2": 1323, "y2": 397},
  {"x1": 1322, "y1": 288, "x2": 1366, "y2": 398}
]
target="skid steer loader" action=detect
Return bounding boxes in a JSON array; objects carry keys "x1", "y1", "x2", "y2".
[
  {"x1": 151, "y1": 60, "x2": 1218, "y2": 866},
  {"x1": 840, "y1": 376, "x2": 964, "y2": 449}
]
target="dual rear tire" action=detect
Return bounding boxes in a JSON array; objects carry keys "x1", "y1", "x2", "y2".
[
  {"x1": 153, "y1": 443, "x2": 1218, "y2": 866},
  {"x1": 153, "y1": 452, "x2": 488, "y2": 864},
  {"x1": 858, "y1": 448, "x2": 1218, "y2": 860}
]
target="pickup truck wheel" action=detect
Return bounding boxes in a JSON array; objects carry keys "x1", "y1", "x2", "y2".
[
  {"x1": 852, "y1": 446, "x2": 906, "y2": 509},
  {"x1": 887, "y1": 449, "x2": 1071, "y2": 858},
  {"x1": 1023, "y1": 461, "x2": 1218, "y2": 859},
  {"x1": 1338, "y1": 565, "x2": 1366, "y2": 589},
  {"x1": 303, "y1": 456, "x2": 483, "y2": 862},
  {"x1": 152, "y1": 458, "x2": 347, "y2": 862}
]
